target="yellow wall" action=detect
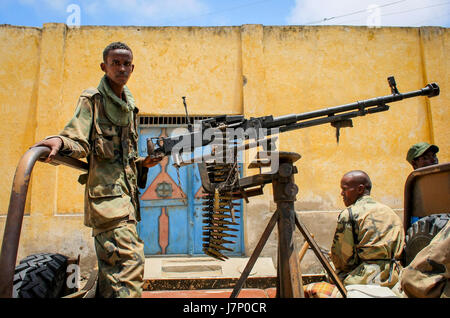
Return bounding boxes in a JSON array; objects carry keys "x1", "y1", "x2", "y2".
[
  {"x1": 0, "y1": 26, "x2": 41, "y2": 216},
  {"x1": 0, "y1": 24, "x2": 448, "y2": 268}
]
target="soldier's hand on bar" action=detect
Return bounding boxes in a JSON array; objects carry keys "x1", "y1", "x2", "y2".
[
  {"x1": 31, "y1": 137, "x2": 63, "y2": 163},
  {"x1": 142, "y1": 154, "x2": 164, "y2": 168}
]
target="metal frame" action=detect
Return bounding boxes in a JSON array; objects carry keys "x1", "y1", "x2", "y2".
[{"x1": 0, "y1": 146, "x2": 88, "y2": 298}]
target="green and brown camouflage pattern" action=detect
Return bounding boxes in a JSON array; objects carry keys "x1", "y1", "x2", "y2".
[
  {"x1": 52, "y1": 83, "x2": 147, "y2": 234},
  {"x1": 331, "y1": 195, "x2": 405, "y2": 288},
  {"x1": 45, "y1": 79, "x2": 148, "y2": 298},
  {"x1": 95, "y1": 223, "x2": 145, "y2": 298},
  {"x1": 400, "y1": 221, "x2": 449, "y2": 298}
]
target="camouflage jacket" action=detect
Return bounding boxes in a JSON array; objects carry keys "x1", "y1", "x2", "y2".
[
  {"x1": 331, "y1": 195, "x2": 405, "y2": 288},
  {"x1": 401, "y1": 221, "x2": 449, "y2": 298},
  {"x1": 51, "y1": 84, "x2": 148, "y2": 235}
]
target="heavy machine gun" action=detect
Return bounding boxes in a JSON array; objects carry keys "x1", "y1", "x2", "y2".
[
  {"x1": 146, "y1": 76, "x2": 439, "y2": 262},
  {"x1": 150, "y1": 76, "x2": 439, "y2": 158}
]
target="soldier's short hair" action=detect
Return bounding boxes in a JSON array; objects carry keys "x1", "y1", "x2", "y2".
[
  {"x1": 103, "y1": 42, "x2": 133, "y2": 62},
  {"x1": 344, "y1": 170, "x2": 372, "y2": 192}
]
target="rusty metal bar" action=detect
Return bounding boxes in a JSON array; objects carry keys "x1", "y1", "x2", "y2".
[
  {"x1": 298, "y1": 234, "x2": 314, "y2": 263},
  {"x1": 0, "y1": 146, "x2": 88, "y2": 298}
]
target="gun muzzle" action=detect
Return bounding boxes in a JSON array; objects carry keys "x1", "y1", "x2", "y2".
[{"x1": 423, "y1": 83, "x2": 440, "y2": 98}]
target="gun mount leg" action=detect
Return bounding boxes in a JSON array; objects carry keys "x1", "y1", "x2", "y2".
[
  {"x1": 230, "y1": 210, "x2": 279, "y2": 298},
  {"x1": 273, "y1": 152, "x2": 304, "y2": 297},
  {"x1": 230, "y1": 151, "x2": 347, "y2": 298},
  {"x1": 276, "y1": 201, "x2": 304, "y2": 297},
  {"x1": 230, "y1": 152, "x2": 304, "y2": 298}
]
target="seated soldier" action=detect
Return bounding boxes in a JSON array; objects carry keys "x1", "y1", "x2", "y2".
[
  {"x1": 303, "y1": 170, "x2": 405, "y2": 298},
  {"x1": 406, "y1": 142, "x2": 439, "y2": 170}
]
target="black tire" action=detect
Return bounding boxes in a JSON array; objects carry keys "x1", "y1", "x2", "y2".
[
  {"x1": 13, "y1": 253, "x2": 68, "y2": 298},
  {"x1": 404, "y1": 214, "x2": 450, "y2": 266}
]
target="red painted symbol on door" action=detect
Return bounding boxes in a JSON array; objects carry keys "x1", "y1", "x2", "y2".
[{"x1": 159, "y1": 207, "x2": 169, "y2": 254}]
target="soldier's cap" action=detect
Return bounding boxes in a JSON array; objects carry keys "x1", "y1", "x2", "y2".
[{"x1": 406, "y1": 142, "x2": 439, "y2": 164}]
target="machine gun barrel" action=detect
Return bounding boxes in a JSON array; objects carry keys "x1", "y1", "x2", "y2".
[
  {"x1": 265, "y1": 82, "x2": 439, "y2": 134},
  {"x1": 297, "y1": 83, "x2": 439, "y2": 121}
]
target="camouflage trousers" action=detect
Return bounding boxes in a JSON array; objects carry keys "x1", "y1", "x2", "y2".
[{"x1": 94, "y1": 223, "x2": 145, "y2": 298}]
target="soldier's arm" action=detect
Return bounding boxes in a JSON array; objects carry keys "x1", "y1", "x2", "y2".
[
  {"x1": 49, "y1": 95, "x2": 93, "y2": 160},
  {"x1": 331, "y1": 210, "x2": 359, "y2": 274},
  {"x1": 134, "y1": 157, "x2": 149, "y2": 189},
  {"x1": 134, "y1": 156, "x2": 164, "y2": 188}
]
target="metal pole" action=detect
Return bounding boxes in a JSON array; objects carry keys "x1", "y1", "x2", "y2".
[
  {"x1": 0, "y1": 147, "x2": 88, "y2": 298},
  {"x1": 272, "y1": 152, "x2": 304, "y2": 298},
  {"x1": 0, "y1": 147, "x2": 50, "y2": 297}
]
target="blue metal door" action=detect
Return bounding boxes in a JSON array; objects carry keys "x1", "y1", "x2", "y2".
[{"x1": 137, "y1": 125, "x2": 244, "y2": 256}]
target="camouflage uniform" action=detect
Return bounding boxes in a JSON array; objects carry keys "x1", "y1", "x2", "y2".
[
  {"x1": 331, "y1": 195, "x2": 405, "y2": 289},
  {"x1": 49, "y1": 76, "x2": 147, "y2": 297},
  {"x1": 400, "y1": 221, "x2": 450, "y2": 298},
  {"x1": 95, "y1": 223, "x2": 144, "y2": 298}
]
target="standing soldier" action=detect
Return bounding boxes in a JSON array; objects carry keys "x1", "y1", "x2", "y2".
[{"x1": 32, "y1": 42, "x2": 162, "y2": 298}]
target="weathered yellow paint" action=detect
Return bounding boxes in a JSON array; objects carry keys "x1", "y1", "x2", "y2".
[
  {"x1": 0, "y1": 24, "x2": 447, "y2": 267},
  {"x1": 263, "y1": 26, "x2": 431, "y2": 210},
  {"x1": 0, "y1": 26, "x2": 41, "y2": 217},
  {"x1": 419, "y1": 27, "x2": 449, "y2": 158}
]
